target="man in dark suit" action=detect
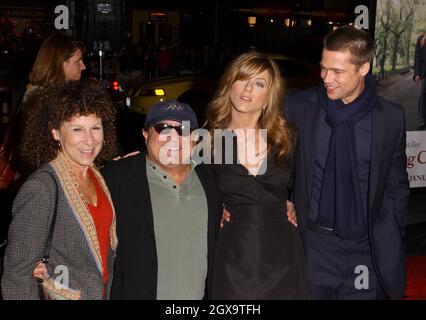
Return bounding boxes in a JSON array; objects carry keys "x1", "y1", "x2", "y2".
[
  {"x1": 102, "y1": 101, "x2": 222, "y2": 299},
  {"x1": 285, "y1": 26, "x2": 409, "y2": 299},
  {"x1": 413, "y1": 33, "x2": 426, "y2": 130}
]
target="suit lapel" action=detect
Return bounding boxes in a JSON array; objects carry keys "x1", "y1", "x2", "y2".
[
  {"x1": 368, "y1": 101, "x2": 386, "y2": 216},
  {"x1": 125, "y1": 154, "x2": 156, "y2": 243},
  {"x1": 195, "y1": 165, "x2": 217, "y2": 247},
  {"x1": 303, "y1": 92, "x2": 322, "y2": 199}
]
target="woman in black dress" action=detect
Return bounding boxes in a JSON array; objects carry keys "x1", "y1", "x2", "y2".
[{"x1": 206, "y1": 52, "x2": 310, "y2": 299}]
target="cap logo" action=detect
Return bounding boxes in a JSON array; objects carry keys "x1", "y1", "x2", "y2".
[{"x1": 164, "y1": 103, "x2": 183, "y2": 111}]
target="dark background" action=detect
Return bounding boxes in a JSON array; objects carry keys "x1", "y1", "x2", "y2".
[{"x1": 0, "y1": 0, "x2": 424, "y2": 264}]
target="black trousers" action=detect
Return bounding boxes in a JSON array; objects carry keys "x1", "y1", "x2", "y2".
[{"x1": 304, "y1": 229, "x2": 386, "y2": 300}]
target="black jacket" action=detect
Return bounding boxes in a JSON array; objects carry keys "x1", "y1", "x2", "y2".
[
  {"x1": 414, "y1": 35, "x2": 426, "y2": 79},
  {"x1": 101, "y1": 152, "x2": 222, "y2": 299},
  {"x1": 285, "y1": 87, "x2": 410, "y2": 299}
]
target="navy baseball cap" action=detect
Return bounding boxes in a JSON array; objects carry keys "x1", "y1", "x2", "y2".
[{"x1": 144, "y1": 100, "x2": 199, "y2": 129}]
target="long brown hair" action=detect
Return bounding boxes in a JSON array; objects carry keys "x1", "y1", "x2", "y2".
[
  {"x1": 205, "y1": 51, "x2": 295, "y2": 163},
  {"x1": 29, "y1": 33, "x2": 85, "y2": 87}
]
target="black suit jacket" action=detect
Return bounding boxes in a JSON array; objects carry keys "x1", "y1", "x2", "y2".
[
  {"x1": 101, "y1": 153, "x2": 222, "y2": 299},
  {"x1": 414, "y1": 35, "x2": 426, "y2": 79},
  {"x1": 285, "y1": 87, "x2": 410, "y2": 299}
]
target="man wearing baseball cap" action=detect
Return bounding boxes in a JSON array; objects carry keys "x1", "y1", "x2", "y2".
[{"x1": 102, "y1": 100, "x2": 222, "y2": 299}]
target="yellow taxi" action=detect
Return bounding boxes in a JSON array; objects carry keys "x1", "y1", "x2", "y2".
[
  {"x1": 126, "y1": 73, "x2": 217, "y2": 116},
  {"x1": 126, "y1": 54, "x2": 320, "y2": 116}
]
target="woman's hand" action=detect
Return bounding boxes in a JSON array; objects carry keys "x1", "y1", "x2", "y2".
[
  {"x1": 33, "y1": 261, "x2": 49, "y2": 281},
  {"x1": 33, "y1": 262, "x2": 82, "y2": 300}
]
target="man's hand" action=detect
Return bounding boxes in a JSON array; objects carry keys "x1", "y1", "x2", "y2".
[
  {"x1": 414, "y1": 75, "x2": 421, "y2": 85},
  {"x1": 33, "y1": 261, "x2": 49, "y2": 281},
  {"x1": 220, "y1": 206, "x2": 231, "y2": 228},
  {"x1": 112, "y1": 151, "x2": 140, "y2": 161},
  {"x1": 286, "y1": 200, "x2": 298, "y2": 227}
]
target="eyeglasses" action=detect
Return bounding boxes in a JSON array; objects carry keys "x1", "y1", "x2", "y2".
[{"x1": 153, "y1": 123, "x2": 192, "y2": 136}]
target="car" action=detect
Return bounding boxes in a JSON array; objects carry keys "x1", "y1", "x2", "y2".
[
  {"x1": 126, "y1": 73, "x2": 217, "y2": 117},
  {"x1": 267, "y1": 53, "x2": 321, "y2": 89},
  {"x1": 125, "y1": 53, "x2": 321, "y2": 117}
]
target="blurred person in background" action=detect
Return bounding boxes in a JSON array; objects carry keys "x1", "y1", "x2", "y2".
[{"x1": 413, "y1": 32, "x2": 426, "y2": 130}]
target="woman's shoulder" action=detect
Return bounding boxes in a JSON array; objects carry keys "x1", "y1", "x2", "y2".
[
  {"x1": 22, "y1": 163, "x2": 57, "y2": 188},
  {"x1": 13, "y1": 164, "x2": 59, "y2": 208}
]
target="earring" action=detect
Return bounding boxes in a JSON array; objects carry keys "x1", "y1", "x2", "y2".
[{"x1": 56, "y1": 140, "x2": 61, "y2": 149}]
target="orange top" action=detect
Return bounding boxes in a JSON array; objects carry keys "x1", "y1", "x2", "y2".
[{"x1": 87, "y1": 169, "x2": 112, "y2": 297}]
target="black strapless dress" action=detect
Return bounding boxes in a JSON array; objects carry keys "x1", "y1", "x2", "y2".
[{"x1": 211, "y1": 149, "x2": 310, "y2": 300}]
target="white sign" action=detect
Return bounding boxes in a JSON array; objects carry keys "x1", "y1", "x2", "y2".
[{"x1": 406, "y1": 131, "x2": 426, "y2": 188}]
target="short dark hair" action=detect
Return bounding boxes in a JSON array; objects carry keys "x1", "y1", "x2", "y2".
[
  {"x1": 323, "y1": 25, "x2": 374, "y2": 68},
  {"x1": 19, "y1": 81, "x2": 118, "y2": 171}
]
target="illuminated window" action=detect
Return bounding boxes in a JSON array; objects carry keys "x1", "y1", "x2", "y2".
[
  {"x1": 150, "y1": 12, "x2": 168, "y2": 22},
  {"x1": 284, "y1": 18, "x2": 290, "y2": 28},
  {"x1": 248, "y1": 16, "x2": 256, "y2": 27}
]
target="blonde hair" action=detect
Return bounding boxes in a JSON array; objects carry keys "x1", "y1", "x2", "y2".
[
  {"x1": 29, "y1": 33, "x2": 85, "y2": 87},
  {"x1": 205, "y1": 51, "x2": 295, "y2": 163}
]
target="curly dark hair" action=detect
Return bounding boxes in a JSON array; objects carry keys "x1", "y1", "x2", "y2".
[{"x1": 19, "y1": 81, "x2": 118, "y2": 171}]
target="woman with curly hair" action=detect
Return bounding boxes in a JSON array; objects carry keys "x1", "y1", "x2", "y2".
[
  {"x1": 1, "y1": 81, "x2": 118, "y2": 300},
  {"x1": 206, "y1": 52, "x2": 310, "y2": 299}
]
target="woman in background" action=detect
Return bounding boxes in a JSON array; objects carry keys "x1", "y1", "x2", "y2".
[
  {"x1": 414, "y1": 33, "x2": 426, "y2": 130},
  {"x1": 25, "y1": 33, "x2": 86, "y2": 97}
]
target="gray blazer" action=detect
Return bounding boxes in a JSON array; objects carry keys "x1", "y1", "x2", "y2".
[{"x1": 1, "y1": 162, "x2": 117, "y2": 300}]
